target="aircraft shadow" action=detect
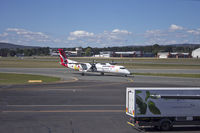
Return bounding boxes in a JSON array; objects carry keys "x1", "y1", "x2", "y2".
[{"x1": 72, "y1": 72, "x2": 132, "y2": 77}]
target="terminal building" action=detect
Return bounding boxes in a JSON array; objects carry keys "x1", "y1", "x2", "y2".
[
  {"x1": 114, "y1": 51, "x2": 136, "y2": 57},
  {"x1": 50, "y1": 47, "x2": 84, "y2": 57},
  {"x1": 95, "y1": 51, "x2": 154, "y2": 58},
  {"x1": 95, "y1": 51, "x2": 137, "y2": 58},
  {"x1": 66, "y1": 47, "x2": 83, "y2": 57},
  {"x1": 114, "y1": 51, "x2": 154, "y2": 57},
  {"x1": 99, "y1": 51, "x2": 114, "y2": 58}
]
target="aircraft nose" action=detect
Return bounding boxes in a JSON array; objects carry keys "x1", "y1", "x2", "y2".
[{"x1": 126, "y1": 70, "x2": 131, "y2": 75}]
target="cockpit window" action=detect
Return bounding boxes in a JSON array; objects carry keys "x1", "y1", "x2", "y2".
[{"x1": 120, "y1": 67, "x2": 125, "y2": 69}]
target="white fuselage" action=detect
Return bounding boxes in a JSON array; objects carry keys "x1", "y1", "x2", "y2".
[
  {"x1": 67, "y1": 62, "x2": 130, "y2": 75},
  {"x1": 95, "y1": 63, "x2": 130, "y2": 75}
]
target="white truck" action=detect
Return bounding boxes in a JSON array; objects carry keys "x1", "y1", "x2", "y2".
[{"x1": 126, "y1": 87, "x2": 200, "y2": 130}]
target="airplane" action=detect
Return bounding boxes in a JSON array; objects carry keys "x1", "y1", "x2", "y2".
[{"x1": 58, "y1": 49, "x2": 131, "y2": 76}]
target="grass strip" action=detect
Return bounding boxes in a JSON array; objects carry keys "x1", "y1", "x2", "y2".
[
  {"x1": 0, "y1": 60, "x2": 61, "y2": 68},
  {"x1": 0, "y1": 72, "x2": 60, "y2": 85},
  {"x1": 0, "y1": 57, "x2": 200, "y2": 69},
  {"x1": 132, "y1": 73, "x2": 200, "y2": 78},
  {"x1": 123, "y1": 63, "x2": 200, "y2": 69}
]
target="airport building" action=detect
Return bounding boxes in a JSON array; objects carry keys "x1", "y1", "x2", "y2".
[
  {"x1": 157, "y1": 52, "x2": 190, "y2": 58},
  {"x1": 192, "y1": 48, "x2": 200, "y2": 58},
  {"x1": 98, "y1": 51, "x2": 114, "y2": 58},
  {"x1": 114, "y1": 51, "x2": 154, "y2": 57},
  {"x1": 114, "y1": 51, "x2": 136, "y2": 57},
  {"x1": 50, "y1": 49, "x2": 59, "y2": 56},
  {"x1": 50, "y1": 47, "x2": 84, "y2": 57},
  {"x1": 157, "y1": 52, "x2": 170, "y2": 58},
  {"x1": 66, "y1": 47, "x2": 83, "y2": 57},
  {"x1": 97, "y1": 51, "x2": 137, "y2": 58},
  {"x1": 95, "y1": 51, "x2": 154, "y2": 58},
  {"x1": 170, "y1": 52, "x2": 190, "y2": 58}
]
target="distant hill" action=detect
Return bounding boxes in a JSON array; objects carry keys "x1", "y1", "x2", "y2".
[
  {"x1": 126, "y1": 44, "x2": 200, "y2": 48},
  {"x1": 169, "y1": 44, "x2": 200, "y2": 47},
  {"x1": 0, "y1": 42, "x2": 39, "y2": 49}
]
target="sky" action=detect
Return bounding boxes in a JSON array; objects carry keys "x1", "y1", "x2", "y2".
[{"x1": 0, "y1": 0, "x2": 200, "y2": 48}]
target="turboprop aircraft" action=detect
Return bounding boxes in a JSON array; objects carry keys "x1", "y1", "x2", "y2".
[{"x1": 58, "y1": 49, "x2": 130, "y2": 76}]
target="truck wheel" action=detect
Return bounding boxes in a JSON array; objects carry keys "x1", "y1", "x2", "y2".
[
  {"x1": 160, "y1": 121, "x2": 172, "y2": 131},
  {"x1": 101, "y1": 72, "x2": 104, "y2": 76},
  {"x1": 154, "y1": 126, "x2": 159, "y2": 130}
]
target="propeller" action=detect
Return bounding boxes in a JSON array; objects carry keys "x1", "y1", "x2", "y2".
[
  {"x1": 110, "y1": 60, "x2": 117, "y2": 65},
  {"x1": 90, "y1": 60, "x2": 97, "y2": 72}
]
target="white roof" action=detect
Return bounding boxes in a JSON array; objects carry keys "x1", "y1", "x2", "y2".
[
  {"x1": 115, "y1": 51, "x2": 135, "y2": 54},
  {"x1": 127, "y1": 87, "x2": 200, "y2": 90},
  {"x1": 193, "y1": 48, "x2": 200, "y2": 52},
  {"x1": 171, "y1": 52, "x2": 189, "y2": 55}
]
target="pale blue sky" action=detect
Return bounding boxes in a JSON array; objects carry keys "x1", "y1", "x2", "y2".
[{"x1": 0, "y1": 0, "x2": 200, "y2": 47}]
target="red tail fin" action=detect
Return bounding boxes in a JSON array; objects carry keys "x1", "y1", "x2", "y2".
[{"x1": 58, "y1": 49, "x2": 68, "y2": 67}]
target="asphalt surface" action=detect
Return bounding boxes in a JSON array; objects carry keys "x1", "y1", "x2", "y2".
[
  {"x1": 0, "y1": 68, "x2": 200, "y2": 86},
  {"x1": 0, "y1": 68, "x2": 200, "y2": 133}
]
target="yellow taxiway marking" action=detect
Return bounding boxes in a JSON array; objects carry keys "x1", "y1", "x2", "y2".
[
  {"x1": 127, "y1": 78, "x2": 134, "y2": 82},
  {"x1": 28, "y1": 80, "x2": 42, "y2": 83},
  {"x1": 127, "y1": 121, "x2": 135, "y2": 127},
  {"x1": 2, "y1": 110, "x2": 124, "y2": 113}
]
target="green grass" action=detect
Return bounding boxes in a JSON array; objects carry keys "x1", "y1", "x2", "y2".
[
  {"x1": 0, "y1": 56, "x2": 200, "y2": 69},
  {"x1": 122, "y1": 63, "x2": 200, "y2": 69},
  {"x1": 132, "y1": 73, "x2": 200, "y2": 78},
  {"x1": 0, "y1": 57, "x2": 61, "y2": 68},
  {"x1": 71, "y1": 57, "x2": 200, "y2": 69},
  {"x1": 71, "y1": 57, "x2": 200, "y2": 64},
  {"x1": 0, "y1": 72, "x2": 61, "y2": 85}
]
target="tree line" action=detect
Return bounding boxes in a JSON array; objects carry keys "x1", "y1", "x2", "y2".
[
  {"x1": 0, "y1": 47, "x2": 50, "y2": 57},
  {"x1": 1, "y1": 44, "x2": 199, "y2": 57},
  {"x1": 65, "y1": 44, "x2": 200, "y2": 56}
]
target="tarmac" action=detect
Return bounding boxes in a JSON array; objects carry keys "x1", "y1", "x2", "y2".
[
  {"x1": 0, "y1": 68, "x2": 200, "y2": 133},
  {"x1": 0, "y1": 68, "x2": 200, "y2": 86}
]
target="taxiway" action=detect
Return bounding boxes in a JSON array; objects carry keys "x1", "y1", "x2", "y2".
[{"x1": 0, "y1": 68, "x2": 200, "y2": 133}]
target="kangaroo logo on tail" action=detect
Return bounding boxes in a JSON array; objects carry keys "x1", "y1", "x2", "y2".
[{"x1": 58, "y1": 49, "x2": 68, "y2": 67}]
